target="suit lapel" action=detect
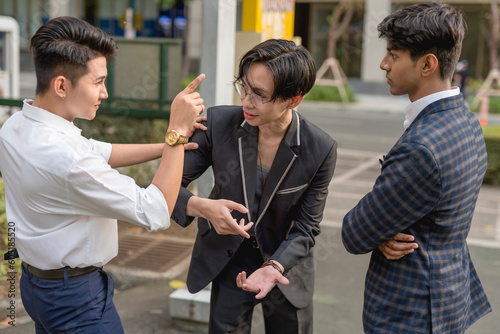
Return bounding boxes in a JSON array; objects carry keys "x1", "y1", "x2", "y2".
[
  {"x1": 256, "y1": 111, "x2": 300, "y2": 224},
  {"x1": 238, "y1": 120, "x2": 258, "y2": 223}
]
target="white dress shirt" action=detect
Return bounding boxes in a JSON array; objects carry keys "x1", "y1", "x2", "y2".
[
  {"x1": 0, "y1": 100, "x2": 170, "y2": 269},
  {"x1": 403, "y1": 87, "x2": 460, "y2": 129}
]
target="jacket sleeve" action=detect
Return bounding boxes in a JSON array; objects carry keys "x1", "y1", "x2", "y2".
[
  {"x1": 170, "y1": 110, "x2": 214, "y2": 227},
  {"x1": 271, "y1": 141, "x2": 337, "y2": 271},
  {"x1": 342, "y1": 142, "x2": 441, "y2": 254}
]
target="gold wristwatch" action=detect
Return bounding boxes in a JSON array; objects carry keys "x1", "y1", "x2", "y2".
[{"x1": 165, "y1": 130, "x2": 189, "y2": 146}]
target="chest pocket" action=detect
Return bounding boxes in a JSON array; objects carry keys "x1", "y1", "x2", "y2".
[{"x1": 276, "y1": 183, "x2": 308, "y2": 195}]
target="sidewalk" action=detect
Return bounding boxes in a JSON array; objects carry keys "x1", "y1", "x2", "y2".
[{"x1": 310, "y1": 93, "x2": 410, "y2": 113}]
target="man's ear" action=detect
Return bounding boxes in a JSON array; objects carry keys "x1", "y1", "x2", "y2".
[
  {"x1": 421, "y1": 53, "x2": 439, "y2": 77},
  {"x1": 289, "y1": 95, "x2": 304, "y2": 109},
  {"x1": 53, "y1": 75, "x2": 68, "y2": 99}
]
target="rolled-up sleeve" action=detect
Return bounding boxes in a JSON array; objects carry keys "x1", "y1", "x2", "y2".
[{"x1": 136, "y1": 184, "x2": 170, "y2": 231}]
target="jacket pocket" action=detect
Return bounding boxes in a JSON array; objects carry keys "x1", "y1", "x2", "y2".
[{"x1": 276, "y1": 183, "x2": 308, "y2": 195}]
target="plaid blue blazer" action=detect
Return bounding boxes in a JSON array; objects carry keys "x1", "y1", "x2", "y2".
[{"x1": 342, "y1": 94, "x2": 491, "y2": 334}]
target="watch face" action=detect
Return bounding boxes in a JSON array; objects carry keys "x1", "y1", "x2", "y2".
[{"x1": 166, "y1": 131, "x2": 179, "y2": 145}]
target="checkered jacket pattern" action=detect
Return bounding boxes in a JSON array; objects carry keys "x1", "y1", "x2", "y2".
[{"x1": 342, "y1": 94, "x2": 492, "y2": 334}]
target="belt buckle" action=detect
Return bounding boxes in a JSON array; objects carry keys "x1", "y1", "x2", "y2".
[{"x1": 251, "y1": 236, "x2": 259, "y2": 248}]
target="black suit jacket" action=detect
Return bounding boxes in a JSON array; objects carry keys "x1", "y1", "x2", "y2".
[{"x1": 172, "y1": 106, "x2": 337, "y2": 308}]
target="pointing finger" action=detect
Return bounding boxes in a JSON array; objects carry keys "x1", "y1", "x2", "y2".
[{"x1": 183, "y1": 73, "x2": 205, "y2": 94}]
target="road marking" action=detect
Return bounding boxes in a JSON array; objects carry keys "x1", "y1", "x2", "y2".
[
  {"x1": 328, "y1": 192, "x2": 367, "y2": 200},
  {"x1": 321, "y1": 220, "x2": 343, "y2": 228},
  {"x1": 473, "y1": 207, "x2": 499, "y2": 215},
  {"x1": 337, "y1": 148, "x2": 383, "y2": 157},
  {"x1": 333, "y1": 159, "x2": 380, "y2": 183},
  {"x1": 467, "y1": 238, "x2": 500, "y2": 249}
]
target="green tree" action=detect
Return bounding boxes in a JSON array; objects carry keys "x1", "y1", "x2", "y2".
[{"x1": 155, "y1": 0, "x2": 179, "y2": 9}]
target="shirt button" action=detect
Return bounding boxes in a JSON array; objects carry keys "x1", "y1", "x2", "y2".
[{"x1": 226, "y1": 250, "x2": 233, "y2": 257}]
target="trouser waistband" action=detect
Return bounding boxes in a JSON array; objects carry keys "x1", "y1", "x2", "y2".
[{"x1": 22, "y1": 262, "x2": 99, "y2": 280}]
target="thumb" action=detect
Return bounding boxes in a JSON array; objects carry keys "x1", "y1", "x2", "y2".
[
  {"x1": 277, "y1": 275, "x2": 290, "y2": 286},
  {"x1": 227, "y1": 201, "x2": 249, "y2": 214}
]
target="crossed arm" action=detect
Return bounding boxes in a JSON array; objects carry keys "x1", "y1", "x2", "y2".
[
  {"x1": 379, "y1": 232, "x2": 418, "y2": 260},
  {"x1": 343, "y1": 143, "x2": 439, "y2": 259}
]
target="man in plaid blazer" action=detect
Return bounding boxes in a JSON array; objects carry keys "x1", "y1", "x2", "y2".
[{"x1": 342, "y1": 3, "x2": 491, "y2": 333}]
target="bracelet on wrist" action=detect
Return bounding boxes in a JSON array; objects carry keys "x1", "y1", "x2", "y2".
[{"x1": 261, "y1": 260, "x2": 284, "y2": 274}]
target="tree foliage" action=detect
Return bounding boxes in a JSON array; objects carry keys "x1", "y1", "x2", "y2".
[
  {"x1": 155, "y1": 0, "x2": 192, "y2": 10},
  {"x1": 326, "y1": 0, "x2": 361, "y2": 59}
]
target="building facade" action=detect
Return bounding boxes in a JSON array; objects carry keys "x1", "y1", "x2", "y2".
[{"x1": 0, "y1": 0, "x2": 495, "y2": 91}]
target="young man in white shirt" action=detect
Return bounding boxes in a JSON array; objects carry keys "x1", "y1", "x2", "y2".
[{"x1": 0, "y1": 16, "x2": 205, "y2": 333}]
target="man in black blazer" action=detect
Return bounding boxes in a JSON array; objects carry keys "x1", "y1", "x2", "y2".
[{"x1": 171, "y1": 39, "x2": 337, "y2": 333}]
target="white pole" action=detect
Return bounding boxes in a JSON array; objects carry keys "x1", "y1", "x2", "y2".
[
  {"x1": 0, "y1": 16, "x2": 20, "y2": 98},
  {"x1": 124, "y1": 7, "x2": 136, "y2": 39},
  {"x1": 360, "y1": 0, "x2": 391, "y2": 83},
  {"x1": 199, "y1": 0, "x2": 236, "y2": 108},
  {"x1": 197, "y1": 0, "x2": 237, "y2": 198}
]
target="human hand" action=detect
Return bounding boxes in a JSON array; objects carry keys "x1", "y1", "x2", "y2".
[
  {"x1": 378, "y1": 233, "x2": 418, "y2": 260},
  {"x1": 236, "y1": 267, "x2": 289, "y2": 299},
  {"x1": 187, "y1": 197, "x2": 253, "y2": 238},
  {"x1": 183, "y1": 115, "x2": 207, "y2": 151},
  {"x1": 169, "y1": 74, "x2": 205, "y2": 136}
]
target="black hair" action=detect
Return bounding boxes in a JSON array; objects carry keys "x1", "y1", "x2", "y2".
[
  {"x1": 235, "y1": 39, "x2": 316, "y2": 102},
  {"x1": 31, "y1": 16, "x2": 117, "y2": 94},
  {"x1": 377, "y1": 2, "x2": 465, "y2": 80}
]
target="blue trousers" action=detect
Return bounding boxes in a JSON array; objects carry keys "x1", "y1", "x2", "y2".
[{"x1": 21, "y1": 265, "x2": 124, "y2": 333}]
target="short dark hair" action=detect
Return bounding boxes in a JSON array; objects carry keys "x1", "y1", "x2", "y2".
[
  {"x1": 31, "y1": 16, "x2": 117, "y2": 94},
  {"x1": 377, "y1": 2, "x2": 465, "y2": 80},
  {"x1": 235, "y1": 39, "x2": 316, "y2": 102}
]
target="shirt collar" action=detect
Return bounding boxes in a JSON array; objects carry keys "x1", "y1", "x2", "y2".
[
  {"x1": 240, "y1": 109, "x2": 300, "y2": 147},
  {"x1": 22, "y1": 99, "x2": 83, "y2": 140},
  {"x1": 403, "y1": 87, "x2": 460, "y2": 130}
]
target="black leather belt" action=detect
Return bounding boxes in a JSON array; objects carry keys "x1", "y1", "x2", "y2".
[{"x1": 22, "y1": 262, "x2": 99, "y2": 280}]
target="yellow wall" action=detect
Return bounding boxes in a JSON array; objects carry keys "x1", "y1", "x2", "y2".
[{"x1": 242, "y1": 0, "x2": 295, "y2": 40}]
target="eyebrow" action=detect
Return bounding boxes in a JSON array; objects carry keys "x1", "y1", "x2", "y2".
[
  {"x1": 242, "y1": 78, "x2": 271, "y2": 96},
  {"x1": 95, "y1": 75, "x2": 106, "y2": 81}
]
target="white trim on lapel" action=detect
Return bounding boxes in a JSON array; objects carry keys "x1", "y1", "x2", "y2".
[
  {"x1": 238, "y1": 137, "x2": 252, "y2": 224},
  {"x1": 295, "y1": 111, "x2": 301, "y2": 146},
  {"x1": 255, "y1": 155, "x2": 297, "y2": 226}
]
